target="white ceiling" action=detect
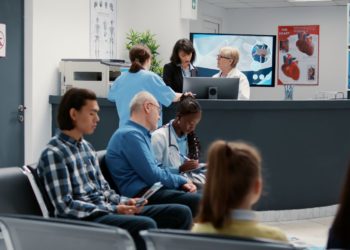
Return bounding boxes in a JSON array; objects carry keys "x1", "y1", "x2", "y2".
[{"x1": 201, "y1": 0, "x2": 350, "y2": 9}]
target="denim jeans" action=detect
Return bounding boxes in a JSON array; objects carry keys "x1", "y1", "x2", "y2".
[
  {"x1": 86, "y1": 204, "x2": 192, "y2": 250},
  {"x1": 145, "y1": 188, "x2": 201, "y2": 217}
]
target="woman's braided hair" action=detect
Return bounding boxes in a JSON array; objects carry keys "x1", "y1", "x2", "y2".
[{"x1": 176, "y1": 95, "x2": 202, "y2": 160}]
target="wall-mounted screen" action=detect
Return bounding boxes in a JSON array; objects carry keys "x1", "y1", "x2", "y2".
[{"x1": 190, "y1": 33, "x2": 276, "y2": 87}]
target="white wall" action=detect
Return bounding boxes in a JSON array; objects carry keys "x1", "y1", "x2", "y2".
[
  {"x1": 116, "y1": 0, "x2": 191, "y2": 63},
  {"x1": 192, "y1": 5, "x2": 348, "y2": 100},
  {"x1": 25, "y1": 0, "x2": 192, "y2": 163},
  {"x1": 25, "y1": 0, "x2": 347, "y2": 163},
  {"x1": 25, "y1": 0, "x2": 90, "y2": 164},
  {"x1": 191, "y1": 1, "x2": 226, "y2": 33}
]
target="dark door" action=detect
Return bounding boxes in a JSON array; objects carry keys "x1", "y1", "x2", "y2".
[{"x1": 0, "y1": 0, "x2": 24, "y2": 166}]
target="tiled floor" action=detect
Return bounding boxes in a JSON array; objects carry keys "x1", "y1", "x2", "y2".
[
  {"x1": 266, "y1": 216, "x2": 333, "y2": 249},
  {"x1": 254, "y1": 205, "x2": 336, "y2": 249}
]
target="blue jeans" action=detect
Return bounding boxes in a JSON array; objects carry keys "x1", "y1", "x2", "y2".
[
  {"x1": 86, "y1": 204, "x2": 192, "y2": 250},
  {"x1": 144, "y1": 189, "x2": 201, "y2": 217}
]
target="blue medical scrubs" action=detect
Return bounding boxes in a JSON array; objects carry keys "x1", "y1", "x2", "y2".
[{"x1": 108, "y1": 69, "x2": 176, "y2": 127}]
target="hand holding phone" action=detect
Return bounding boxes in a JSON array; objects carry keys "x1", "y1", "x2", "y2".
[
  {"x1": 135, "y1": 198, "x2": 147, "y2": 207},
  {"x1": 135, "y1": 182, "x2": 163, "y2": 207}
]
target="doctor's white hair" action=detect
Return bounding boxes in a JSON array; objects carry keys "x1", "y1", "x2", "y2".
[{"x1": 129, "y1": 91, "x2": 158, "y2": 114}]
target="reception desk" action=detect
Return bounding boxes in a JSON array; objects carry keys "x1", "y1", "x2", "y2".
[{"x1": 50, "y1": 96, "x2": 350, "y2": 211}]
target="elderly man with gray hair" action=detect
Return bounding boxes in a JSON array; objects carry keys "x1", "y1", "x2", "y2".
[{"x1": 106, "y1": 91, "x2": 200, "y2": 217}]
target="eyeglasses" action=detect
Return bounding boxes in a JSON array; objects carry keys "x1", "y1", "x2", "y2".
[
  {"x1": 148, "y1": 102, "x2": 161, "y2": 114},
  {"x1": 217, "y1": 54, "x2": 232, "y2": 60}
]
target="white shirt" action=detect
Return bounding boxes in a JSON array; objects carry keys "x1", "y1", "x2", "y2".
[
  {"x1": 151, "y1": 122, "x2": 187, "y2": 173},
  {"x1": 213, "y1": 67, "x2": 250, "y2": 100}
]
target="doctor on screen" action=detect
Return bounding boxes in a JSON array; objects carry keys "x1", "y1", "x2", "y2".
[{"x1": 213, "y1": 47, "x2": 250, "y2": 100}]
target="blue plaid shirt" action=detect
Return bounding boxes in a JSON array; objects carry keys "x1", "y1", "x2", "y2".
[{"x1": 37, "y1": 131, "x2": 121, "y2": 219}]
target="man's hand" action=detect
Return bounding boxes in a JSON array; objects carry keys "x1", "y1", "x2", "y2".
[
  {"x1": 116, "y1": 204, "x2": 138, "y2": 215},
  {"x1": 179, "y1": 159, "x2": 199, "y2": 173},
  {"x1": 181, "y1": 182, "x2": 197, "y2": 193},
  {"x1": 117, "y1": 198, "x2": 147, "y2": 214}
]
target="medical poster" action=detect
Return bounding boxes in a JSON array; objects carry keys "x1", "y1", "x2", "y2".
[
  {"x1": 90, "y1": 0, "x2": 117, "y2": 59},
  {"x1": 0, "y1": 23, "x2": 6, "y2": 58},
  {"x1": 277, "y1": 25, "x2": 319, "y2": 85}
]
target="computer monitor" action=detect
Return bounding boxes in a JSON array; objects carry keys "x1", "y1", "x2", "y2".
[
  {"x1": 183, "y1": 77, "x2": 239, "y2": 99},
  {"x1": 190, "y1": 32, "x2": 276, "y2": 87}
]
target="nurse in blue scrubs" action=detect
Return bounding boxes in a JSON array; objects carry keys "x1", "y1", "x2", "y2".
[{"x1": 108, "y1": 44, "x2": 184, "y2": 127}]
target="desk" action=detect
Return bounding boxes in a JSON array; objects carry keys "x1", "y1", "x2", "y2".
[{"x1": 50, "y1": 96, "x2": 349, "y2": 210}]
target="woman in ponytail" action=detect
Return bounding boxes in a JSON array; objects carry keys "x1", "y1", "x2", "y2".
[
  {"x1": 108, "y1": 44, "x2": 185, "y2": 128},
  {"x1": 192, "y1": 140, "x2": 288, "y2": 242}
]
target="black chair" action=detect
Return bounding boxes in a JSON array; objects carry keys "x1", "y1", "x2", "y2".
[
  {"x1": 24, "y1": 151, "x2": 121, "y2": 217},
  {"x1": 23, "y1": 164, "x2": 55, "y2": 218},
  {"x1": 140, "y1": 229, "x2": 297, "y2": 250},
  {"x1": 0, "y1": 214, "x2": 135, "y2": 250},
  {"x1": 0, "y1": 165, "x2": 136, "y2": 250},
  {"x1": 97, "y1": 150, "x2": 120, "y2": 193},
  {"x1": 0, "y1": 167, "x2": 42, "y2": 216}
]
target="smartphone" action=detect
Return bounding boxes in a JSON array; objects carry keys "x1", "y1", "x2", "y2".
[
  {"x1": 142, "y1": 182, "x2": 163, "y2": 200},
  {"x1": 135, "y1": 198, "x2": 146, "y2": 207},
  {"x1": 135, "y1": 182, "x2": 163, "y2": 207}
]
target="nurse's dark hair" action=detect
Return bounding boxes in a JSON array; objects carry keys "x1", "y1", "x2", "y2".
[
  {"x1": 57, "y1": 88, "x2": 97, "y2": 130},
  {"x1": 176, "y1": 95, "x2": 202, "y2": 159},
  {"x1": 170, "y1": 38, "x2": 196, "y2": 65},
  {"x1": 129, "y1": 44, "x2": 152, "y2": 73}
]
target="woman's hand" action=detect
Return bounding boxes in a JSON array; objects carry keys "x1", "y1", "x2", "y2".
[{"x1": 179, "y1": 159, "x2": 199, "y2": 173}]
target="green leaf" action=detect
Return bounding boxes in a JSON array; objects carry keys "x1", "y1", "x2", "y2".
[{"x1": 125, "y1": 29, "x2": 163, "y2": 76}]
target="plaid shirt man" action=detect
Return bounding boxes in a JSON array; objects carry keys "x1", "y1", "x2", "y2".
[{"x1": 38, "y1": 131, "x2": 121, "y2": 219}]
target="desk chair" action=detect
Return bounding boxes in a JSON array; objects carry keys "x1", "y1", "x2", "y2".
[
  {"x1": 0, "y1": 215, "x2": 135, "y2": 250},
  {"x1": 140, "y1": 229, "x2": 297, "y2": 250}
]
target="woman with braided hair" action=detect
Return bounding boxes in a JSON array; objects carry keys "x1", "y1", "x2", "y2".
[{"x1": 151, "y1": 95, "x2": 202, "y2": 175}]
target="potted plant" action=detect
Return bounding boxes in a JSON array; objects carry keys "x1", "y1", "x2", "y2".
[{"x1": 125, "y1": 29, "x2": 163, "y2": 76}]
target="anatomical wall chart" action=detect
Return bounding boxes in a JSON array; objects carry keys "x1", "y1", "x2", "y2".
[
  {"x1": 90, "y1": 0, "x2": 117, "y2": 59},
  {"x1": 278, "y1": 25, "x2": 319, "y2": 85}
]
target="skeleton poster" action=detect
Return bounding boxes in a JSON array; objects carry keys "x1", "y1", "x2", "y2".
[{"x1": 90, "y1": 0, "x2": 117, "y2": 59}]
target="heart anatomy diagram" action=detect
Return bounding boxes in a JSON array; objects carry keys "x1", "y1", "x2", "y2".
[
  {"x1": 277, "y1": 25, "x2": 319, "y2": 85},
  {"x1": 282, "y1": 54, "x2": 300, "y2": 81},
  {"x1": 296, "y1": 32, "x2": 314, "y2": 56}
]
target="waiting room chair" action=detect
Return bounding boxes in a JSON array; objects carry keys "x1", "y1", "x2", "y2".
[
  {"x1": 0, "y1": 166, "x2": 136, "y2": 249},
  {"x1": 97, "y1": 150, "x2": 120, "y2": 193},
  {"x1": 0, "y1": 214, "x2": 135, "y2": 250},
  {"x1": 0, "y1": 167, "x2": 42, "y2": 216},
  {"x1": 23, "y1": 164, "x2": 55, "y2": 218},
  {"x1": 140, "y1": 229, "x2": 297, "y2": 250},
  {"x1": 0, "y1": 238, "x2": 5, "y2": 250}
]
